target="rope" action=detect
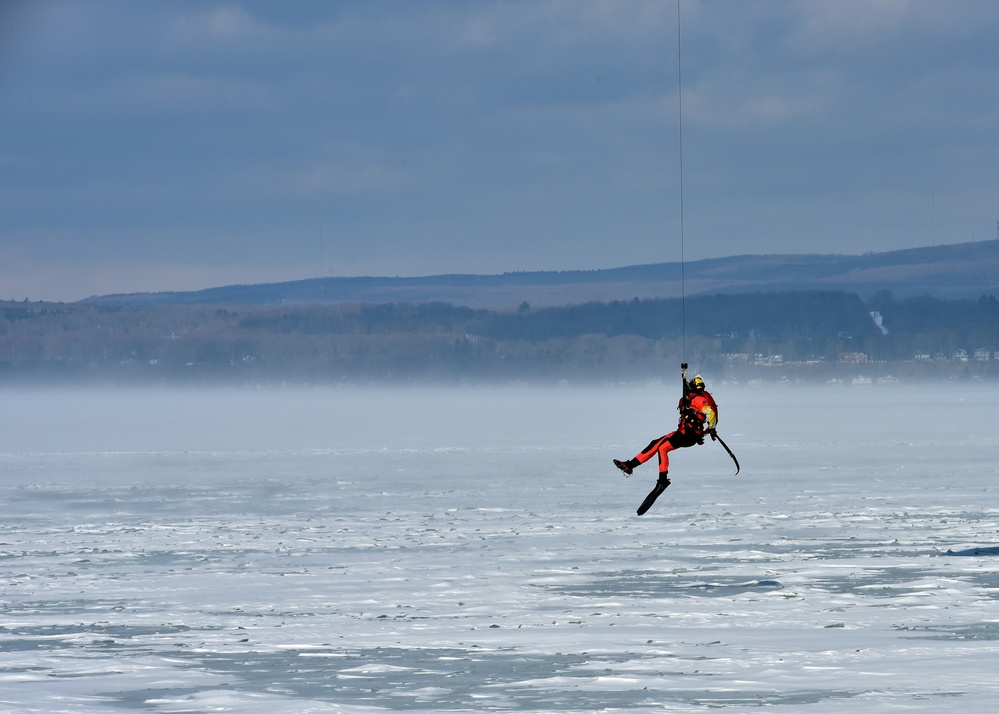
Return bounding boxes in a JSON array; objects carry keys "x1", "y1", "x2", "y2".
[{"x1": 676, "y1": 0, "x2": 687, "y2": 362}]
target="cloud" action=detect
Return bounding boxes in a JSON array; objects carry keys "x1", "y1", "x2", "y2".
[
  {"x1": 2, "y1": 0, "x2": 999, "y2": 300},
  {"x1": 162, "y1": 4, "x2": 295, "y2": 55},
  {"x1": 791, "y1": 0, "x2": 914, "y2": 51}
]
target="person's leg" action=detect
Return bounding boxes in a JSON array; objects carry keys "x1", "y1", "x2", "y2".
[
  {"x1": 615, "y1": 434, "x2": 667, "y2": 475},
  {"x1": 637, "y1": 435, "x2": 668, "y2": 464},
  {"x1": 655, "y1": 432, "x2": 681, "y2": 476}
]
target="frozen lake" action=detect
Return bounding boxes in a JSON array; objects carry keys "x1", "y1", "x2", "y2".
[{"x1": 2, "y1": 382, "x2": 998, "y2": 712}]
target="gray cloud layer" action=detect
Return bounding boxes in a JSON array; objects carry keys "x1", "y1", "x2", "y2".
[{"x1": 2, "y1": 0, "x2": 997, "y2": 300}]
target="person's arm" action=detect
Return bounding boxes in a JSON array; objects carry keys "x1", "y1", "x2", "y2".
[{"x1": 702, "y1": 402, "x2": 718, "y2": 430}]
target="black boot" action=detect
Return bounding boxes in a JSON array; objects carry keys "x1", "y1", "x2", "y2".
[
  {"x1": 636, "y1": 472, "x2": 670, "y2": 516},
  {"x1": 613, "y1": 458, "x2": 635, "y2": 476}
]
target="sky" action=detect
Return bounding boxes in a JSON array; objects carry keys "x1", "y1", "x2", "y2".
[{"x1": 1, "y1": 0, "x2": 998, "y2": 302}]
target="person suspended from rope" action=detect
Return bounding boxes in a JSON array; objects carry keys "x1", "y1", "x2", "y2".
[{"x1": 613, "y1": 363, "x2": 724, "y2": 515}]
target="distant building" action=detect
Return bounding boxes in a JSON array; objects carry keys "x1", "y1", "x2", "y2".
[{"x1": 840, "y1": 352, "x2": 868, "y2": 363}]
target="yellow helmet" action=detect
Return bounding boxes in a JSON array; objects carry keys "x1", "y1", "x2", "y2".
[{"x1": 691, "y1": 376, "x2": 705, "y2": 393}]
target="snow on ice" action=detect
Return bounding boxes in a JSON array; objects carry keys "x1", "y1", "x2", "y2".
[{"x1": 1, "y1": 383, "x2": 998, "y2": 712}]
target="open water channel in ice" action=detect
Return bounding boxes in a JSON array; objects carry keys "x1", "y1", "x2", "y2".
[{"x1": 2, "y1": 382, "x2": 999, "y2": 712}]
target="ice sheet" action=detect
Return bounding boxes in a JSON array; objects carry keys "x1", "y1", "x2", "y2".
[{"x1": 1, "y1": 383, "x2": 998, "y2": 712}]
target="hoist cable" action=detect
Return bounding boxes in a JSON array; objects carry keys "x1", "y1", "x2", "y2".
[{"x1": 676, "y1": 0, "x2": 687, "y2": 362}]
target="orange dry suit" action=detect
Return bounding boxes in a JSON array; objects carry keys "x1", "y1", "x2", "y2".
[{"x1": 630, "y1": 376, "x2": 718, "y2": 477}]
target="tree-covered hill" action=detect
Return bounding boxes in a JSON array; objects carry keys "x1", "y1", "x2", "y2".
[
  {"x1": 3, "y1": 291, "x2": 997, "y2": 384},
  {"x1": 78, "y1": 240, "x2": 999, "y2": 309}
]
